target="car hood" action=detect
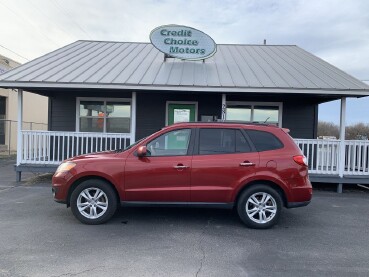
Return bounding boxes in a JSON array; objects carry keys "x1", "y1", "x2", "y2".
[{"x1": 67, "y1": 151, "x2": 120, "y2": 162}]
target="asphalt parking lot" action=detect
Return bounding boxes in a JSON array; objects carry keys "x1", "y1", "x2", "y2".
[{"x1": 0, "y1": 160, "x2": 369, "y2": 276}]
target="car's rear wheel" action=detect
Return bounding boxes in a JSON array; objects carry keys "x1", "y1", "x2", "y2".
[
  {"x1": 237, "y1": 184, "x2": 282, "y2": 229},
  {"x1": 70, "y1": 179, "x2": 118, "y2": 224}
]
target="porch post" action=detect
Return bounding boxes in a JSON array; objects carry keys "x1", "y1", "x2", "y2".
[
  {"x1": 338, "y1": 97, "x2": 347, "y2": 193},
  {"x1": 130, "y1": 91, "x2": 136, "y2": 143},
  {"x1": 16, "y1": 89, "x2": 23, "y2": 181},
  {"x1": 221, "y1": 94, "x2": 226, "y2": 121}
]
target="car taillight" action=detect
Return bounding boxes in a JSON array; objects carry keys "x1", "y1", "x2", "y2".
[{"x1": 293, "y1": 155, "x2": 308, "y2": 166}]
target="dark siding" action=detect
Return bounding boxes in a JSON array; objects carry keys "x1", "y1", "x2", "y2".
[
  {"x1": 47, "y1": 89, "x2": 318, "y2": 140},
  {"x1": 136, "y1": 92, "x2": 222, "y2": 139},
  {"x1": 48, "y1": 90, "x2": 132, "y2": 131},
  {"x1": 49, "y1": 95, "x2": 76, "y2": 131},
  {"x1": 283, "y1": 101, "x2": 318, "y2": 139}
]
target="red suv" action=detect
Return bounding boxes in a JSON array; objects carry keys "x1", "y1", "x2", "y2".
[{"x1": 52, "y1": 122, "x2": 312, "y2": 229}]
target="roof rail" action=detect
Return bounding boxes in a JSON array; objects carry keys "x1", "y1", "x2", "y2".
[{"x1": 170, "y1": 121, "x2": 279, "y2": 127}]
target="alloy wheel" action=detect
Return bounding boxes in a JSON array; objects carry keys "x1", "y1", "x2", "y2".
[
  {"x1": 77, "y1": 187, "x2": 108, "y2": 219},
  {"x1": 245, "y1": 192, "x2": 277, "y2": 224}
]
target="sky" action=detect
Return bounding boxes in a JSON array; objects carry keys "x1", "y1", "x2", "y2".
[{"x1": 0, "y1": 0, "x2": 368, "y2": 125}]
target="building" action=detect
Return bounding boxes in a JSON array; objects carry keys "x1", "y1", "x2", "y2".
[
  {"x1": 0, "y1": 54, "x2": 48, "y2": 153},
  {"x1": 0, "y1": 36, "x2": 368, "y2": 189}
]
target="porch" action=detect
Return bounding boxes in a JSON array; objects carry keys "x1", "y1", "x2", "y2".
[
  {"x1": 294, "y1": 139, "x2": 369, "y2": 191},
  {"x1": 15, "y1": 130, "x2": 369, "y2": 186},
  {"x1": 14, "y1": 130, "x2": 132, "y2": 180}
]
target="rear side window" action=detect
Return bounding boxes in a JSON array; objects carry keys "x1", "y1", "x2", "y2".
[
  {"x1": 235, "y1": 130, "x2": 252, "y2": 153},
  {"x1": 199, "y1": 128, "x2": 252, "y2": 155},
  {"x1": 247, "y1": 130, "x2": 283, "y2": 152}
]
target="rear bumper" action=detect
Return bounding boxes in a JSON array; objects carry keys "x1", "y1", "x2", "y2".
[
  {"x1": 286, "y1": 200, "x2": 311, "y2": 208},
  {"x1": 286, "y1": 176, "x2": 313, "y2": 203}
]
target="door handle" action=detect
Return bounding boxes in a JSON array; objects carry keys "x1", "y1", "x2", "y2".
[
  {"x1": 174, "y1": 165, "x2": 189, "y2": 169},
  {"x1": 240, "y1": 162, "x2": 255, "y2": 167}
]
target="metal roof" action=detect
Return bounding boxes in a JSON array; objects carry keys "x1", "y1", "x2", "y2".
[{"x1": 0, "y1": 40, "x2": 368, "y2": 96}]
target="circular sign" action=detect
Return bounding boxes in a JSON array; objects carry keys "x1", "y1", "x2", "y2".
[{"x1": 150, "y1": 24, "x2": 217, "y2": 60}]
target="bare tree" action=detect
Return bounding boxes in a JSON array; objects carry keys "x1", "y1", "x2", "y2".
[
  {"x1": 318, "y1": 121, "x2": 369, "y2": 139},
  {"x1": 317, "y1": 121, "x2": 339, "y2": 138},
  {"x1": 346, "y1": 123, "x2": 369, "y2": 140}
]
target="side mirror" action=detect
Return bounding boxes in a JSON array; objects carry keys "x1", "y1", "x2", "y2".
[{"x1": 137, "y1": 146, "x2": 147, "y2": 157}]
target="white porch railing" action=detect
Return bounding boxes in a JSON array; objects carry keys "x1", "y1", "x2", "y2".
[
  {"x1": 295, "y1": 139, "x2": 369, "y2": 175},
  {"x1": 18, "y1": 131, "x2": 369, "y2": 176},
  {"x1": 344, "y1": 140, "x2": 369, "y2": 175},
  {"x1": 20, "y1": 131, "x2": 132, "y2": 165}
]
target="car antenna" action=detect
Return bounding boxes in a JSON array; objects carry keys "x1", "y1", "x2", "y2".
[{"x1": 264, "y1": 117, "x2": 270, "y2": 123}]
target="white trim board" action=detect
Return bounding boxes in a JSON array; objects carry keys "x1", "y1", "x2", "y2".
[{"x1": 1, "y1": 82, "x2": 368, "y2": 97}]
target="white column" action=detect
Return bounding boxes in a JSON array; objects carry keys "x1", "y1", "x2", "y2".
[
  {"x1": 16, "y1": 89, "x2": 23, "y2": 166},
  {"x1": 221, "y1": 94, "x2": 226, "y2": 121},
  {"x1": 338, "y1": 97, "x2": 346, "y2": 178},
  {"x1": 130, "y1": 91, "x2": 137, "y2": 143}
]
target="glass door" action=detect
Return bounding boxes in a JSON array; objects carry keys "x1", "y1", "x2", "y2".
[{"x1": 167, "y1": 103, "x2": 196, "y2": 125}]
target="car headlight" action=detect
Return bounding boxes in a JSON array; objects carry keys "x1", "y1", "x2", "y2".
[{"x1": 56, "y1": 162, "x2": 76, "y2": 173}]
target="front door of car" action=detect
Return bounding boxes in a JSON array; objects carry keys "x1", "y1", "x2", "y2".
[
  {"x1": 124, "y1": 129, "x2": 193, "y2": 202},
  {"x1": 191, "y1": 128, "x2": 260, "y2": 203}
]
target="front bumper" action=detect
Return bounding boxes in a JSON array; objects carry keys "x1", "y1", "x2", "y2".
[
  {"x1": 52, "y1": 171, "x2": 73, "y2": 203},
  {"x1": 52, "y1": 187, "x2": 66, "y2": 204}
]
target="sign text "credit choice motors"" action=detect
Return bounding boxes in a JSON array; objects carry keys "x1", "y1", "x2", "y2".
[
  {"x1": 150, "y1": 25, "x2": 216, "y2": 60},
  {"x1": 160, "y1": 29, "x2": 206, "y2": 55}
]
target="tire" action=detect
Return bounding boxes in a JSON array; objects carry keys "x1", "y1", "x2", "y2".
[
  {"x1": 70, "y1": 179, "x2": 118, "y2": 225},
  {"x1": 237, "y1": 184, "x2": 282, "y2": 229}
]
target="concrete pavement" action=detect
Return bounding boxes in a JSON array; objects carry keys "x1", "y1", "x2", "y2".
[{"x1": 0, "y1": 157, "x2": 368, "y2": 277}]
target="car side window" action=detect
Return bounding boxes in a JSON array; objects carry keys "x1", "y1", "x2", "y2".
[
  {"x1": 199, "y1": 128, "x2": 252, "y2": 155},
  {"x1": 236, "y1": 130, "x2": 252, "y2": 153},
  {"x1": 199, "y1": 128, "x2": 233, "y2": 155},
  {"x1": 146, "y1": 129, "x2": 191, "y2": 156},
  {"x1": 247, "y1": 130, "x2": 284, "y2": 152}
]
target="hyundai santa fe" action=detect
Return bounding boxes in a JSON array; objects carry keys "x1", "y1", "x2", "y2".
[{"x1": 52, "y1": 122, "x2": 312, "y2": 229}]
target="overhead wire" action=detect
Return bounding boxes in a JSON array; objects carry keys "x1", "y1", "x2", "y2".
[
  {"x1": 0, "y1": 0, "x2": 94, "y2": 63},
  {"x1": 0, "y1": 1, "x2": 60, "y2": 47},
  {"x1": 28, "y1": 0, "x2": 78, "y2": 41},
  {"x1": 52, "y1": 0, "x2": 93, "y2": 39},
  {"x1": 0, "y1": 44, "x2": 30, "y2": 61}
]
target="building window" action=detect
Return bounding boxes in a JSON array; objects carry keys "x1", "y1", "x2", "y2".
[
  {"x1": 78, "y1": 99, "x2": 131, "y2": 133},
  {"x1": 226, "y1": 102, "x2": 282, "y2": 126}
]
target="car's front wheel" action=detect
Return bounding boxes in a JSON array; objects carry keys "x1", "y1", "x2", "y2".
[
  {"x1": 70, "y1": 179, "x2": 118, "y2": 224},
  {"x1": 237, "y1": 184, "x2": 282, "y2": 229}
]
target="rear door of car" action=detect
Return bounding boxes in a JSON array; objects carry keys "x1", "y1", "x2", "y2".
[{"x1": 190, "y1": 127, "x2": 260, "y2": 203}]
